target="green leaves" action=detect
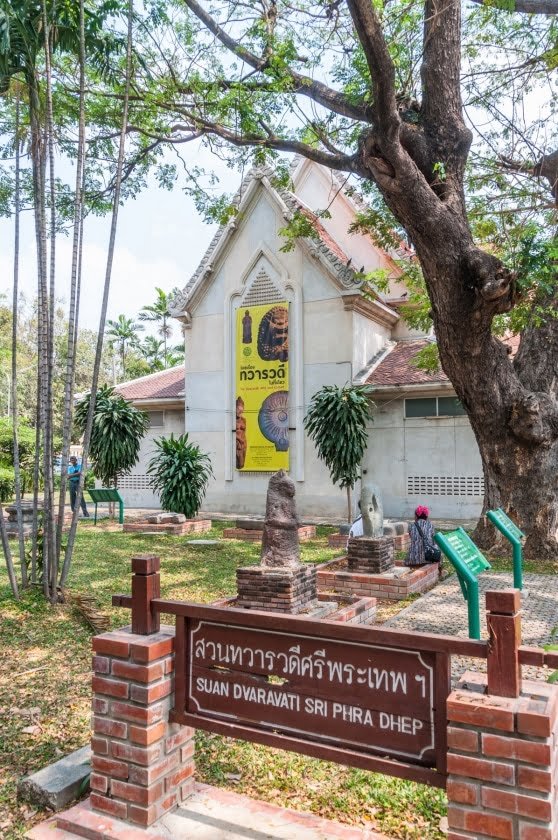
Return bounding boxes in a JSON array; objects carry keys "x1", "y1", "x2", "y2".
[
  {"x1": 147, "y1": 433, "x2": 213, "y2": 519},
  {"x1": 75, "y1": 385, "x2": 148, "y2": 486},
  {"x1": 303, "y1": 384, "x2": 374, "y2": 492}
]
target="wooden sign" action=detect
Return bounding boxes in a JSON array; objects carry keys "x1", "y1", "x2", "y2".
[
  {"x1": 190, "y1": 621, "x2": 435, "y2": 761},
  {"x1": 169, "y1": 606, "x2": 450, "y2": 786}
]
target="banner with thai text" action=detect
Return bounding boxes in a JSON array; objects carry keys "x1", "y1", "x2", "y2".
[{"x1": 235, "y1": 302, "x2": 289, "y2": 471}]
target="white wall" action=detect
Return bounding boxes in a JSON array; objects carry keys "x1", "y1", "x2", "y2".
[
  {"x1": 117, "y1": 409, "x2": 184, "y2": 508},
  {"x1": 363, "y1": 396, "x2": 484, "y2": 520}
]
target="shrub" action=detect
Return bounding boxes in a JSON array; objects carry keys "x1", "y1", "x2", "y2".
[
  {"x1": 0, "y1": 466, "x2": 15, "y2": 503},
  {"x1": 147, "y1": 433, "x2": 213, "y2": 518},
  {"x1": 304, "y1": 383, "x2": 374, "y2": 522},
  {"x1": 75, "y1": 386, "x2": 149, "y2": 486}
]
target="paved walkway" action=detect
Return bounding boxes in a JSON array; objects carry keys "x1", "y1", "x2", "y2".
[{"x1": 385, "y1": 571, "x2": 558, "y2": 683}]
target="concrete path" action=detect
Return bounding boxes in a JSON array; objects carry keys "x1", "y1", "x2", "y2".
[
  {"x1": 384, "y1": 570, "x2": 558, "y2": 683},
  {"x1": 27, "y1": 786, "x2": 391, "y2": 840}
]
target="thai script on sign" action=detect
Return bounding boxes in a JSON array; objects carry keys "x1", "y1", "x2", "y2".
[{"x1": 193, "y1": 637, "x2": 419, "y2": 696}]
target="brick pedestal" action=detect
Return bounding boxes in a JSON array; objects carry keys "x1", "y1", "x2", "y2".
[
  {"x1": 347, "y1": 536, "x2": 395, "y2": 573},
  {"x1": 446, "y1": 671, "x2": 558, "y2": 840},
  {"x1": 90, "y1": 625, "x2": 195, "y2": 827},
  {"x1": 223, "y1": 525, "x2": 316, "y2": 542},
  {"x1": 236, "y1": 564, "x2": 317, "y2": 613}
]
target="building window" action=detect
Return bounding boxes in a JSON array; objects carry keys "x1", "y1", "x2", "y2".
[
  {"x1": 147, "y1": 411, "x2": 164, "y2": 427},
  {"x1": 405, "y1": 397, "x2": 466, "y2": 418},
  {"x1": 405, "y1": 398, "x2": 437, "y2": 418}
]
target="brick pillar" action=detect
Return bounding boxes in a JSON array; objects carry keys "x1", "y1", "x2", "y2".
[
  {"x1": 446, "y1": 670, "x2": 558, "y2": 840},
  {"x1": 90, "y1": 624, "x2": 195, "y2": 827}
]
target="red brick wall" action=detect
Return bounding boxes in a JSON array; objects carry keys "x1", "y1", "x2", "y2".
[
  {"x1": 446, "y1": 672, "x2": 558, "y2": 840},
  {"x1": 90, "y1": 626, "x2": 195, "y2": 827}
]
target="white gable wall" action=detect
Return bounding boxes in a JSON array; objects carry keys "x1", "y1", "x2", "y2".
[
  {"x1": 294, "y1": 162, "x2": 388, "y2": 274},
  {"x1": 182, "y1": 178, "x2": 390, "y2": 518}
]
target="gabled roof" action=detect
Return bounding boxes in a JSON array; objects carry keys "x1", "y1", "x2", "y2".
[
  {"x1": 169, "y1": 164, "x2": 398, "y2": 317},
  {"x1": 116, "y1": 365, "x2": 185, "y2": 402},
  {"x1": 366, "y1": 340, "x2": 449, "y2": 388}
]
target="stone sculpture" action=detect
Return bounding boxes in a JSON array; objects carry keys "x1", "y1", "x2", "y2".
[
  {"x1": 260, "y1": 469, "x2": 300, "y2": 568},
  {"x1": 360, "y1": 481, "x2": 384, "y2": 538}
]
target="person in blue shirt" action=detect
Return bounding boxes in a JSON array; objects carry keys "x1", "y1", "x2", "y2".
[{"x1": 68, "y1": 456, "x2": 89, "y2": 517}]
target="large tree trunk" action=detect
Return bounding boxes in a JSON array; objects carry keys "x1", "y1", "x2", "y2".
[
  {"x1": 474, "y1": 437, "x2": 558, "y2": 558},
  {"x1": 345, "y1": 0, "x2": 558, "y2": 560}
]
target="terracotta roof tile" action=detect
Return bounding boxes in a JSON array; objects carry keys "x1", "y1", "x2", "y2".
[
  {"x1": 296, "y1": 205, "x2": 349, "y2": 263},
  {"x1": 367, "y1": 340, "x2": 449, "y2": 387},
  {"x1": 367, "y1": 335, "x2": 519, "y2": 388},
  {"x1": 116, "y1": 365, "x2": 185, "y2": 401}
]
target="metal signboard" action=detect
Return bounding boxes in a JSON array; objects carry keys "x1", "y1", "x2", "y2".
[{"x1": 443, "y1": 528, "x2": 491, "y2": 577}]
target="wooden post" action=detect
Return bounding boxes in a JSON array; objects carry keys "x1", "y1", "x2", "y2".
[
  {"x1": 486, "y1": 588, "x2": 521, "y2": 698},
  {"x1": 131, "y1": 554, "x2": 160, "y2": 635}
]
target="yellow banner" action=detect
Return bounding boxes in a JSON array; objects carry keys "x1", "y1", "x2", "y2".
[{"x1": 235, "y1": 302, "x2": 289, "y2": 472}]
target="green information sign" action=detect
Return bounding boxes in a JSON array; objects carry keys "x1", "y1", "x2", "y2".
[
  {"x1": 443, "y1": 529, "x2": 491, "y2": 577},
  {"x1": 487, "y1": 508, "x2": 524, "y2": 542},
  {"x1": 434, "y1": 528, "x2": 491, "y2": 639},
  {"x1": 486, "y1": 508, "x2": 524, "y2": 590}
]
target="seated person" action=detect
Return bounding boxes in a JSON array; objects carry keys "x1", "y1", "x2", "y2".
[
  {"x1": 349, "y1": 503, "x2": 363, "y2": 538},
  {"x1": 406, "y1": 505, "x2": 440, "y2": 571}
]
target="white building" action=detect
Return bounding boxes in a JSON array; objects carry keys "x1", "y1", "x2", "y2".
[{"x1": 117, "y1": 159, "x2": 486, "y2": 521}]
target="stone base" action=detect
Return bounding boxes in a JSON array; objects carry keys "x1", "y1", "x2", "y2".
[
  {"x1": 27, "y1": 783, "x2": 390, "y2": 839},
  {"x1": 223, "y1": 525, "x2": 316, "y2": 543},
  {"x1": 235, "y1": 518, "x2": 264, "y2": 531},
  {"x1": 18, "y1": 746, "x2": 91, "y2": 812},
  {"x1": 328, "y1": 531, "x2": 410, "y2": 551},
  {"x1": 214, "y1": 592, "x2": 377, "y2": 625},
  {"x1": 123, "y1": 519, "x2": 212, "y2": 536},
  {"x1": 236, "y1": 564, "x2": 317, "y2": 613},
  {"x1": 347, "y1": 536, "x2": 395, "y2": 574},
  {"x1": 316, "y1": 557, "x2": 439, "y2": 600}
]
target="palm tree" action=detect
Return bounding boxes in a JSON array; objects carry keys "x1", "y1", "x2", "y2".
[
  {"x1": 139, "y1": 336, "x2": 165, "y2": 371},
  {"x1": 106, "y1": 315, "x2": 144, "y2": 374},
  {"x1": 139, "y1": 287, "x2": 179, "y2": 367}
]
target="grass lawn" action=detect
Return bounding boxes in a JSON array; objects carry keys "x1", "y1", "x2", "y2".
[{"x1": 0, "y1": 521, "x2": 448, "y2": 839}]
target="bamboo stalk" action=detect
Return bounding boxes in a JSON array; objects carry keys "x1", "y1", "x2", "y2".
[
  {"x1": 11, "y1": 91, "x2": 27, "y2": 584},
  {"x1": 61, "y1": 0, "x2": 135, "y2": 585}
]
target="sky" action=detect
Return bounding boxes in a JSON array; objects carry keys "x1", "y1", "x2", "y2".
[{"x1": 0, "y1": 141, "x2": 239, "y2": 332}]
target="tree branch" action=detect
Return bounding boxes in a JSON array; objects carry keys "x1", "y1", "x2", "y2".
[
  {"x1": 345, "y1": 0, "x2": 399, "y2": 141},
  {"x1": 469, "y1": 0, "x2": 558, "y2": 14},
  {"x1": 500, "y1": 150, "x2": 558, "y2": 203},
  {"x1": 180, "y1": 0, "x2": 374, "y2": 123},
  {"x1": 420, "y1": 0, "x2": 472, "y2": 180}
]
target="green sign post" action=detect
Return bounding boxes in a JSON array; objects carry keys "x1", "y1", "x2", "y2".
[
  {"x1": 487, "y1": 508, "x2": 524, "y2": 591},
  {"x1": 434, "y1": 527, "x2": 491, "y2": 640},
  {"x1": 88, "y1": 488, "x2": 125, "y2": 525}
]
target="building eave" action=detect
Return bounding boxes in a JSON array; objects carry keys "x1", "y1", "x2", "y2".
[
  {"x1": 369, "y1": 381, "x2": 454, "y2": 397},
  {"x1": 342, "y1": 293, "x2": 399, "y2": 329}
]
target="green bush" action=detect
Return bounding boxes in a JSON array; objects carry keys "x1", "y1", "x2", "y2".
[
  {"x1": 147, "y1": 434, "x2": 213, "y2": 518},
  {"x1": 0, "y1": 418, "x2": 36, "y2": 467},
  {"x1": 0, "y1": 466, "x2": 15, "y2": 503},
  {"x1": 75, "y1": 386, "x2": 149, "y2": 486}
]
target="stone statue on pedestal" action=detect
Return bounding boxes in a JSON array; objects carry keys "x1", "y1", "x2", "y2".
[
  {"x1": 260, "y1": 469, "x2": 300, "y2": 568},
  {"x1": 360, "y1": 482, "x2": 384, "y2": 538}
]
